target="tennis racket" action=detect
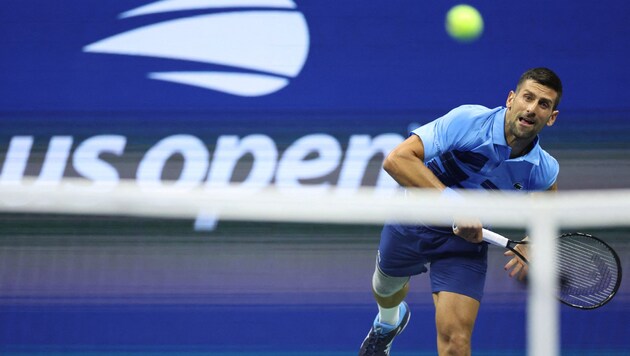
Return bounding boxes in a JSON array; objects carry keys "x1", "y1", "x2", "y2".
[{"x1": 482, "y1": 228, "x2": 622, "y2": 310}]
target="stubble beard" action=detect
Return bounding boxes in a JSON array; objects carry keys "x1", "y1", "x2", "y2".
[{"x1": 507, "y1": 116, "x2": 537, "y2": 141}]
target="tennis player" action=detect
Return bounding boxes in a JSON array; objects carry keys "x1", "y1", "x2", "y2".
[{"x1": 359, "y1": 68, "x2": 562, "y2": 355}]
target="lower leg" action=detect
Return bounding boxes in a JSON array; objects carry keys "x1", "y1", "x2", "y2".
[
  {"x1": 359, "y1": 267, "x2": 412, "y2": 355},
  {"x1": 374, "y1": 281, "x2": 409, "y2": 308},
  {"x1": 371, "y1": 267, "x2": 411, "y2": 325},
  {"x1": 373, "y1": 282, "x2": 409, "y2": 325}
]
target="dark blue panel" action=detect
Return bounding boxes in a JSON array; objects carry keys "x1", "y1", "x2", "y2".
[{"x1": 0, "y1": 1, "x2": 629, "y2": 112}]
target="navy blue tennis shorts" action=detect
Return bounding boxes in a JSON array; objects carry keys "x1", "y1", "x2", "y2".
[{"x1": 377, "y1": 223, "x2": 488, "y2": 301}]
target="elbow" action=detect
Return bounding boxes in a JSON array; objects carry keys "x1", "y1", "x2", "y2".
[
  {"x1": 382, "y1": 149, "x2": 401, "y2": 177},
  {"x1": 382, "y1": 153, "x2": 393, "y2": 174}
]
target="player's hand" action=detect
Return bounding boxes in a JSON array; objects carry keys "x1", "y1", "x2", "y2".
[
  {"x1": 452, "y1": 218, "x2": 483, "y2": 243},
  {"x1": 504, "y1": 243, "x2": 529, "y2": 281}
]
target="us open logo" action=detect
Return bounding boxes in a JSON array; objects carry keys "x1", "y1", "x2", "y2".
[{"x1": 83, "y1": 0, "x2": 310, "y2": 97}]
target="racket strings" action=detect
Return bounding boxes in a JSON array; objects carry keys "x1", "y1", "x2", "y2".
[
  {"x1": 558, "y1": 240, "x2": 617, "y2": 290},
  {"x1": 559, "y1": 244, "x2": 614, "y2": 289},
  {"x1": 556, "y1": 235, "x2": 620, "y2": 308}
]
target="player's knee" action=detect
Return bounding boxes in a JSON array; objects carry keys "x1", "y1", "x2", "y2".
[
  {"x1": 371, "y1": 267, "x2": 409, "y2": 297},
  {"x1": 443, "y1": 332, "x2": 471, "y2": 350},
  {"x1": 444, "y1": 337, "x2": 471, "y2": 355},
  {"x1": 437, "y1": 325, "x2": 472, "y2": 354}
]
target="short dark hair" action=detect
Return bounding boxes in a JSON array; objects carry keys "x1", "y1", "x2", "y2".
[{"x1": 517, "y1": 67, "x2": 563, "y2": 110}]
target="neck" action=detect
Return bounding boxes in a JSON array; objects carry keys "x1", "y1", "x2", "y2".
[{"x1": 507, "y1": 136, "x2": 536, "y2": 158}]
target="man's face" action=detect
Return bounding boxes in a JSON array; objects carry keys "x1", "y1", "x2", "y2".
[{"x1": 505, "y1": 79, "x2": 559, "y2": 141}]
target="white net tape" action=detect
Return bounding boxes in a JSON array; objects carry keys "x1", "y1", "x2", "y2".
[{"x1": 1, "y1": 178, "x2": 630, "y2": 228}]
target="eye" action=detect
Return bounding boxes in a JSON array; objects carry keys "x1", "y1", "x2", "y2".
[{"x1": 540, "y1": 101, "x2": 550, "y2": 109}]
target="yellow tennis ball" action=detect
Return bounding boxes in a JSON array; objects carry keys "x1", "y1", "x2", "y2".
[{"x1": 445, "y1": 4, "x2": 484, "y2": 42}]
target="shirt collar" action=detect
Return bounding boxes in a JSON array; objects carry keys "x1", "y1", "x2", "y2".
[{"x1": 494, "y1": 107, "x2": 541, "y2": 165}]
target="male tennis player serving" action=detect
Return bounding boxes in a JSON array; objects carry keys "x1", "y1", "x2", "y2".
[{"x1": 359, "y1": 68, "x2": 562, "y2": 356}]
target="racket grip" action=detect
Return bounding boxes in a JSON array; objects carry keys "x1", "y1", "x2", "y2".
[{"x1": 482, "y1": 228, "x2": 509, "y2": 247}]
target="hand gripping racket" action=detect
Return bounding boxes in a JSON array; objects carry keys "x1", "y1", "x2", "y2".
[{"x1": 482, "y1": 228, "x2": 622, "y2": 310}]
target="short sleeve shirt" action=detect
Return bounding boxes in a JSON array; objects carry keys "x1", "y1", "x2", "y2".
[{"x1": 412, "y1": 105, "x2": 558, "y2": 192}]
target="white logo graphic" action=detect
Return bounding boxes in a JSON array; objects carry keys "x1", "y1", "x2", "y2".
[{"x1": 83, "y1": 0, "x2": 310, "y2": 96}]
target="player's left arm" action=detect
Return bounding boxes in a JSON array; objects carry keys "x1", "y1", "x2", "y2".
[{"x1": 504, "y1": 181, "x2": 558, "y2": 280}]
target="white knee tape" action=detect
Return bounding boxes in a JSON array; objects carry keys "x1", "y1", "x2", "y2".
[{"x1": 372, "y1": 264, "x2": 410, "y2": 297}]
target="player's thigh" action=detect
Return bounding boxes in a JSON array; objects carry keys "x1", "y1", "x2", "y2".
[
  {"x1": 429, "y1": 246, "x2": 488, "y2": 301},
  {"x1": 377, "y1": 224, "x2": 430, "y2": 277},
  {"x1": 433, "y1": 291, "x2": 480, "y2": 335}
]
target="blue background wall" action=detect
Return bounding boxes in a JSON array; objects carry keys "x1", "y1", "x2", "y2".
[
  {"x1": 1, "y1": 1, "x2": 629, "y2": 355},
  {"x1": 1, "y1": 0, "x2": 629, "y2": 112}
]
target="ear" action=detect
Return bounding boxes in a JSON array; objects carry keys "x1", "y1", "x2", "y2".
[
  {"x1": 506, "y1": 90, "x2": 515, "y2": 109},
  {"x1": 546, "y1": 110, "x2": 559, "y2": 126}
]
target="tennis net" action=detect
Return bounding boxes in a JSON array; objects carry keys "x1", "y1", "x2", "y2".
[{"x1": 0, "y1": 179, "x2": 628, "y2": 355}]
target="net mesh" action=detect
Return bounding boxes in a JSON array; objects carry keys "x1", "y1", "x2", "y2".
[{"x1": 0, "y1": 181, "x2": 628, "y2": 355}]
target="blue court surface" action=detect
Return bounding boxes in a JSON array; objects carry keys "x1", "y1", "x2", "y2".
[{"x1": 1, "y1": 302, "x2": 628, "y2": 355}]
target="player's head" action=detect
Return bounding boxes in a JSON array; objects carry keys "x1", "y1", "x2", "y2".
[
  {"x1": 516, "y1": 67, "x2": 563, "y2": 110},
  {"x1": 505, "y1": 68, "x2": 562, "y2": 142}
]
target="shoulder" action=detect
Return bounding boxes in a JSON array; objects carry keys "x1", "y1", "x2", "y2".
[
  {"x1": 450, "y1": 104, "x2": 494, "y2": 113},
  {"x1": 435, "y1": 105, "x2": 496, "y2": 131},
  {"x1": 412, "y1": 105, "x2": 500, "y2": 159},
  {"x1": 532, "y1": 148, "x2": 559, "y2": 189},
  {"x1": 444, "y1": 104, "x2": 496, "y2": 120},
  {"x1": 538, "y1": 148, "x2": 559, "y2": 171},
  {"x1": 440, "y1": 105, "x2": 502, "y2": 130}
]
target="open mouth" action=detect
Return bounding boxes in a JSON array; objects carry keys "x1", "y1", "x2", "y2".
[{"x1": 518, "y1": 117, "x2": 535, "y2": 126}]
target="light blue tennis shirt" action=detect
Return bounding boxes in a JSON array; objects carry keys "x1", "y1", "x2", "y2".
[{"x1": 412, "y1": 105, "x2": 558, "y2": 192}]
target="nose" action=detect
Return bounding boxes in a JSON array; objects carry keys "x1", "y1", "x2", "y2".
[{"x1": 526, "y1": 102, "x2": 537, "y2": 115}]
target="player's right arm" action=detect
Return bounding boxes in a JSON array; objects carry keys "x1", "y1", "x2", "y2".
[
  {"x1": 382, "y1": 105, "x2": 482, "y2": 188},
  {"x1": 383, "y1": 134, "x2": 483, "y2": 243}
]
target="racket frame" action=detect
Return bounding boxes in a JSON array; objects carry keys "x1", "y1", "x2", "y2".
[
  {"x1": 556, "y1": 232, "x2": 623, "y2": 310},
  {"x1": 482, "y1": 229, "x2": 622, "y2": 310}
]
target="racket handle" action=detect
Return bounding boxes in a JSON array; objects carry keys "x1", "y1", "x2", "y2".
[{"x1": 482, "y1": 228, "x2": 509, "y2": 247}]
